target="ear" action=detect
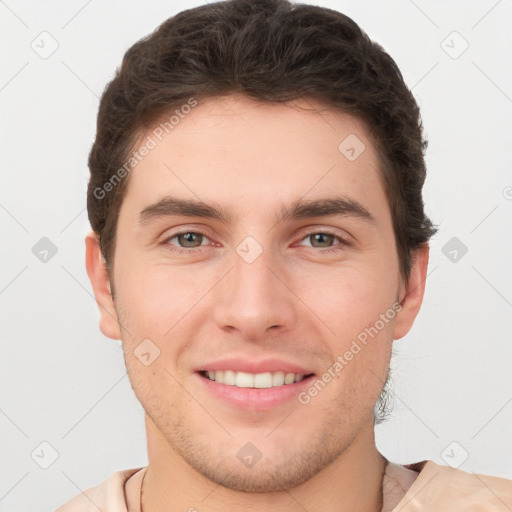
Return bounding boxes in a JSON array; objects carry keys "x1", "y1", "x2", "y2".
[
  {"x1": 393, "y1": 244, "x2": 430, "y2": 340},
  {"x1": 85, "y1": 231, "x2": 122, "y2": 340}
]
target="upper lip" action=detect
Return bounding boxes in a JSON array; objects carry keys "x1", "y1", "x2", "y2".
[{"x1": 195, "y1": 357, "x2": 315, "y2": 375}]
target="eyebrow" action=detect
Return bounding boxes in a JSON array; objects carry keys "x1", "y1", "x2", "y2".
[{"x1": 138, "y1": 195, "x2": 375, "y2": 226}]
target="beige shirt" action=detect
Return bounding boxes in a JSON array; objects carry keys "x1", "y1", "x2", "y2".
[{"x1": 56, "y1": 459, "x2": 512, "y2": 511}]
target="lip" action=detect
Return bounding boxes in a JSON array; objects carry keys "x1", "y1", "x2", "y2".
[
  {"x1": 194, "y1": 357, "x2": 315, "y2": 375},
  {"x1": 194, "y1": 371, "x2": 316, "y2": 412}
]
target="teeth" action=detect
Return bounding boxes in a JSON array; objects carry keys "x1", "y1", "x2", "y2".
[
  {"x1": 284, "y1": 373, "x2": 295, "y2": 384},
  {"x1": 254, "y1": 372, "x2": 272, "y2": 388},
  {"x1": 204, "y1": 370, "x2": 308, "y2": 388},
  {"x1": 272, "y1": 372, "x2": 285, "y2": 386},
  {"x1": 223, "y1": 370, "x2": 236, "y2": 385},
  {"x1": 235, "y1": 371, "x2": 254, "y2": 388}
]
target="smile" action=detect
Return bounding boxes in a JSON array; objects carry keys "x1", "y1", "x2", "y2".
[{"x1": 200, "y1": 370, "x2": 313, "y2": 388}]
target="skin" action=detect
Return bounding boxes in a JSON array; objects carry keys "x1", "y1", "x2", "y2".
[{"x1": 86, "y1": 94, "x2": 429, "y2": 512}]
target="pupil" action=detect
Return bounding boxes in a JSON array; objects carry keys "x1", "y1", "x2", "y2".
[
  {"x1": 312, "y1": 233, "x2": 332, "y2": 247},
  {"x1": 180, "y1": 233, "x2": 201, "y2": 247}
]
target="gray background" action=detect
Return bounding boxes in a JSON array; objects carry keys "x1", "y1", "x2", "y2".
[{"x1": 1, "y1": 0, "x2": 511, "y2": 510}]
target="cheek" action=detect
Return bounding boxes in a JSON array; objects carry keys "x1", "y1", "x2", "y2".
[
  {"x1": 296, "y1": 265, "x2": 396, "y2": 385},
  {"x1": 326, "y1": 320, "x2": 394, "y2": 415},
  {"x1": 114, "y1": 256, "x2": 210, "y2": 338},
  {"x1": 115, "y1": 308, "x2": 185, "y2": 410},
  {"x1": 296, "y1": 264, "x2": 398, "y2": 330}
]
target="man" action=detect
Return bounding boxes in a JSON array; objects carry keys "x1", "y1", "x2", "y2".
[{"x1": 57, "y1": 0, "x2": 512, "y2": 510}]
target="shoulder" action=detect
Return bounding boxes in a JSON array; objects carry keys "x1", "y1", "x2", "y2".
[
  {"x1": 394, "y1": 460, "x2": 512, "y2": 510},
  {"x1": 382, "y1": 460, "x2": 422, "y2": 511},
  {"x1": 56, "y1": 467, "x2": 145, "y2": 512}
]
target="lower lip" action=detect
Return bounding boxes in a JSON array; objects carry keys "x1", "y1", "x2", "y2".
[{"x1": 194, "y1": 372, "x2": 316, "y2": 412}]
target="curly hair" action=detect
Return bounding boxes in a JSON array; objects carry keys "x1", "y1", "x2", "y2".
[{"x1": 88, "y1": 0, "x2": 437, "y2": 281}]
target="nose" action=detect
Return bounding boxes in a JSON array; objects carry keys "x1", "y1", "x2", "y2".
[{"x1": 213, "y1": 244, "x2": 298, "y2": 341}]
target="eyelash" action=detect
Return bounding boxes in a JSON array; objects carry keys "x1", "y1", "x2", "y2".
[{"x1": 161, "y1": 229, "x2": 351, "y2": 255}]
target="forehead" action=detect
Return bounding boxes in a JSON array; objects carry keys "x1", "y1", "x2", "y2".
[{"x1": 122, "y1": 94, "x2": 388, "y2": 220}]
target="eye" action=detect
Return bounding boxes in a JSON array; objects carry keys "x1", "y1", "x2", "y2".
[
  {"x1": 297, "y1": 231, "x2": 351, "y2": 252},
  {"x1": 160, "y1": 229, "x2": 350, "y2": 255},
  {"x1": 163, "y1": 231, "x2": 212, "y2": 252}
]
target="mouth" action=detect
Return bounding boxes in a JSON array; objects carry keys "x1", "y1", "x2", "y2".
[
  {"x1": 197, "y1": 369, "x2": 315, "y2": 388},
  {"x1": 195, "y1": 370, "x2": 316, "y2": 411}
]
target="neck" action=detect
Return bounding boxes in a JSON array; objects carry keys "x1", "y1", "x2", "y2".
[{"x1": 141, "y1": 415, "x2": 387, "y2": 512}]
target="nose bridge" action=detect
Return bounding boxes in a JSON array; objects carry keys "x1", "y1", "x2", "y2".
[
  {"x1": 233, "y1": 242, "x2": 276, "y2": 301},
  {"x1": 213, "y1": 238, "x2": 296, "y2": 338}
]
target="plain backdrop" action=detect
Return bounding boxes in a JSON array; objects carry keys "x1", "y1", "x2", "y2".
[{"x1": 0, "y1": 0, "x2": 511, "y2": 510}]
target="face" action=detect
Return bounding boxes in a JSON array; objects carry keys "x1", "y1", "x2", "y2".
[{"x1": 87, "y1": 94, "x2": 427, "y2": 492}]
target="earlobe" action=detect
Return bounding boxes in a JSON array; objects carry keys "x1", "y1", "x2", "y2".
[
  {"x1": 85, "y1": 232, "x2": 122, "y2": 340},
  {"x1": 392, "y1": 244, "x2": 430, "y2": 340}
]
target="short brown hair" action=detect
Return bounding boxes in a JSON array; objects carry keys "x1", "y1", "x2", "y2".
[{"x1": 88, "y1": 0, "x2": 437, "y2": 280}]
